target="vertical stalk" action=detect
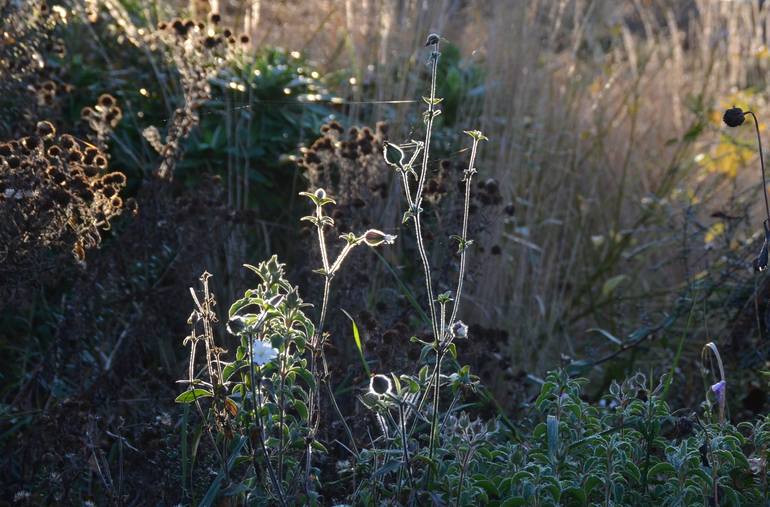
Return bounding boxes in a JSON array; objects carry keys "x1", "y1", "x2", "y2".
[
  {"x1": 747, "y1": 111, "x2": 770, "y2": 223},
  {"x1": 427, "y1": 352, "x2": 444, "y2": 463},
  {"x1": 454, "y1": 450, "x2": 472, "y2": 507},
  {"x1": 411, "y1": 39, "x2": 442, "y2": 344},
  {"x1": 248, "y1": 335, "x2": 286, "y2": 506},
  {"x1": 398, "y1": 401, "x2": 415, "y2": 489},
  {"x1": 448, "y1": 139, "x2": 480, "y2": 328},
  {"x1": 278, "y1": 349, "x2": 286, "y2": 483},
  {"x1": 303, "y1": 198, "x2": 331, "y2": 491}
]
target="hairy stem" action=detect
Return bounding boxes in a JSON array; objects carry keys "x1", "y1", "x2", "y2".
[
  {"x1": 248, "y1": 337, "x2": 286, "y2": 506},
  {"x1": 448, "y1": 139, "x2": 480, "y2": 329},
  {"x1": 411, "y1": 41, "x2": 442, "y2": 344}
]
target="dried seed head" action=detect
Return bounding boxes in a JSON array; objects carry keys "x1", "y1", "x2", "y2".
[
  {"x1": 723, "y1": 106, "x2": 746, "y2": 128},
  {"x1": 98, "y1": 94, "x2": 116, "y2": 108},
  {"x1": 59, "y1": 134, "x2": 75, "y2": 150},
  {"x1": 425, "y1": 33, "x2": 440, "y2": 46},
  {"x1": 36, "y1": 120, "x2": 56, "y2": 139}
]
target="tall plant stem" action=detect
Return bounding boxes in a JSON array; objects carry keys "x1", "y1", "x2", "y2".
[
  {"x1": 398, "y1": 402, "x2": 415, "y2": 489},
  {"x1": 448, "y1": 138, "x2": 480, "y2": 328},
  {"x1": 427, "y1": 351, "x2": 444, "y2": 464},
  {"x1": 455, "y1": 450, "x2": 472, "y2": 507},
  {"x1": 412, "y1": 41, "x2": 442, "y2": 344},
  {"x1": 748, "y1": 111, "x2": 770, "y2": 223},
  {"x1": 248, "y1": 336, "x2": 287, "y2": 506}
]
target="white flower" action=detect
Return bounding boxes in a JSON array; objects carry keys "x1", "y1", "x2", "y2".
[{"x1": 251, "y1": 339, "x2": 279, "y2": 366}]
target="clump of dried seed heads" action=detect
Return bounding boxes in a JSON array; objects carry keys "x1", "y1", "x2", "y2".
[
  {"x1": 142, "y1": 14, "x2": 246, "y2": 180},
  {"x1": 297, "y1": 121, "x2": 393, "y2": 234},
  {"x1": 0, "y1": 1, "x2": 71, "y2": 137},
  {"x1": 81, "y1": 94, "x2": 123, "y2": 151},
  {"x1": 0, "y1": 120, "x2": 129, "y2": 287}
]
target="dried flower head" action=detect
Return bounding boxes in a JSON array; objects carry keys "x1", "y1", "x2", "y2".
[{"x1": 723, "y1": 106, "x2": 745, "y2": 128}]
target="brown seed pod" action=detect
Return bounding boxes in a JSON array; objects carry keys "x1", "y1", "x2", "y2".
[{"x1": 36, "y1": 120, "x2": 56, "y2": 139}]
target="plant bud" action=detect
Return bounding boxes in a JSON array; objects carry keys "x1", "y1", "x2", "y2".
[
  {"x1": 425, "y1": 33, "x2": 440, "y2": 46},
  {"x1": 369, "y1": 374, "x2": 392, "y2": 395},
  {"x1": 363, "y1": 229, "x2": 396, "y2": 247},
  {"x1": 450, "y1": 320, "x2": 468, "y2": 339}
]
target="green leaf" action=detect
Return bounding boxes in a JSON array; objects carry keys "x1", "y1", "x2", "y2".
[
  {"x1": 546, "y1": 414, "x2": 559, "y2": 461},
  {"x1": 646, "y1": 462, "x2": 676, "y2": 481},
  {"x1": 175, "y1": 389, "x2": 213, "y2": 403},
  {"x1": 341, "y1": 308, "x2": 370, "y2": 376},
  {"x1": 601, "y1": 274, "x2": 627, "y2": 298},
  {"x1": 293, "y1": 399, "x2": 309, "y2": 420},
  {"x1": 463, "y1": 129, "x2": 488, "y2": 141},
  {"x1": 500, "y1": 498, "x2": 527, "y2": 507},
  {"x1": 421, "y1": 96, "x2": 444, "y2": 105},
  {"x1": 221, "y1": 361, "x2": 245, "y2": 382},
  {"x1": 561, "y1": 486, "x2": 586, "y2": 504}
]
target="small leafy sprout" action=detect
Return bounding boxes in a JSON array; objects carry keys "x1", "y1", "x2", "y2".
[
  {"x1": 299, "y1": 187, "x2": 336, "y2": 208},
  {"x1": 463, "y1": 129, "x2": 489, "y2": 142},
  {"x1": 723, "y1": 106, "x2": 745, "y2": 127},
  {"x1": 451, "y1": 234, "x2": 474, "y2": 253},
  {"x1": 362, "y1": 229, "x2": 397, "y2": 247},
  {"x1": 369, "y1": 374, "x2": 393, "y2": 396},
  {"x1": 251, "y1": 339, "x2": 279, "y2": 366}
]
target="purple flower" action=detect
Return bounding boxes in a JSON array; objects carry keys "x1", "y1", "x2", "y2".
[{"x1": 711, "y1": 380, "x2": 726, "y2": 405}]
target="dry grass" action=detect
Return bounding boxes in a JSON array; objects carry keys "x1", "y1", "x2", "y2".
[{"x1": 230, "y1": 0, "x2": 770, "y2": 380}]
